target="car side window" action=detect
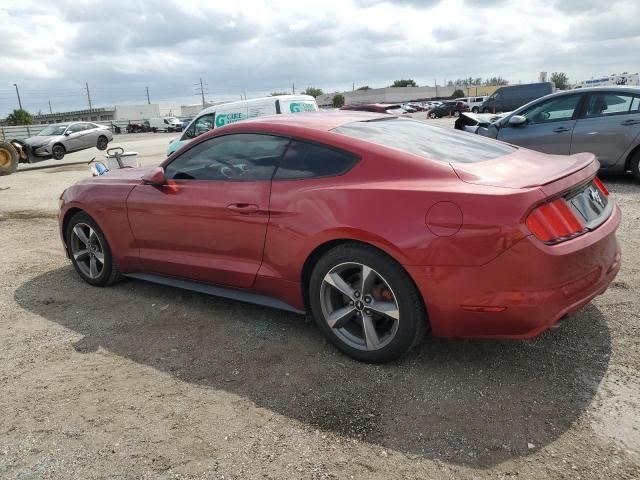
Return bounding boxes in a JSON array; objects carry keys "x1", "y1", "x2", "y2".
[
  {"x1": 274, "y1": 141, "x2": 358, "y2": 180},
  {"x1": 631, "y1": 96, "x2": 640, "y2": 113},
  {"x1": 184, "y1": 113, "x2": 215, "y2": 140},
  {"x1": 520, "y1": 95, "x2": 581, "y2": 124},
  {"x1": 165, "y1": 134, "x2": 290, "y2": 181},
  {"x1": 585, "y1": 93, "x2": 635, "y2": 118},
  {"x1": 67, "y1": 124, "x2": 85, "y2": 133}
]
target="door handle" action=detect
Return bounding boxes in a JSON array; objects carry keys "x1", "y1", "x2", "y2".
[
  {"x1": 552, "y1": 127, "x2": 571, "y2": 133},
  {"x1": 227, "y1": 203, "x2": 259, "y2": 213},
  {"x1": 621, "y1": 119, "x2": 640, "y2": 126}
]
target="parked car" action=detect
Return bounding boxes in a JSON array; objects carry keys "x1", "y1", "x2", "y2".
[
  {"x1": 126, "y1": 121, "x2": 151, "y2": 134},
  {"x1": 464, "y1": 87, "x2": 640, "y2": 181},
  {"x1": 148, "y1": 117, "x2": 183, "y2": 133},
  {"x1": 167, "y1": 95, "x2": 318, "y2": 155},
  {"x1": 181, "y1": 118, "x2": 192, "y2": 129},
  {"x1": 428, "y1": 101, "x2": 470, "y2": 118},
  {"x1": 480, "y1": 82, "x2": 554, "y2": 113},
  {"x1": 456, "y1": 96, "x2": 489, "y2": 113},
  {"x1": 59, "y1": 112, "x2": 620, "y2": 363},
  {"x1": 22, "y1": 122, "x2": 113, "y2": 160}
]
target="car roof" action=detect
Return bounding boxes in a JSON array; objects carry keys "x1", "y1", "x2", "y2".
[
  {"x1": 228, "y1": 111, "x2": 391, "y2": 132},
  {"x1": 553, "y1": 86, "x2": 640, "y2": 96}
]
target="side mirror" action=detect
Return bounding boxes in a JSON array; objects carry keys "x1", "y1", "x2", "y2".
[
  {"x1": 508, "y1": 115, "x2": 527, "y2": 127},
  {"x1": 141, "y1": 166, "x2": 166, "y2": 186},
  {"x1": 64, "y1": 132, "x2": 71, "y2": 136}
]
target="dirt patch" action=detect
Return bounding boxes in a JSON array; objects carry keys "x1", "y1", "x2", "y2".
[{"x1": 0, "y1": 164, "x2": 638, "y2": 478}]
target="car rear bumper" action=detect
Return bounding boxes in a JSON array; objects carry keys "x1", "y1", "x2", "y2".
[{"x1": 407, "y1": 204, "x2": 621, "y2": 339}]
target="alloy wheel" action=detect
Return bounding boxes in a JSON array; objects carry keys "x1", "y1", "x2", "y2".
[
  {"x1": 70, "y1": 223, "x2": 105, "y2": 279},
  {"x1": 320, "y1": 262, "x2": 400, "y2": 351}
]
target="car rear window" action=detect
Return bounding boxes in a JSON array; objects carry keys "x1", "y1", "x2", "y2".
[{"x1": 333, "y1": 117, "x2": 516, "y2": 163}]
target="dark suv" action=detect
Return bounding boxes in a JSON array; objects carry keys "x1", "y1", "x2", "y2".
[{"x1": 428, "y1": 101, "x2": 470, "y2": 118}]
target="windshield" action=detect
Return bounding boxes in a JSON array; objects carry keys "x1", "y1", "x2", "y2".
[
  {"x1": 38, "y1": 124, "x2": 68, "y2": 136},
  {"x1": 333, "y1": 117, "x2": 516, "y2": 163}
]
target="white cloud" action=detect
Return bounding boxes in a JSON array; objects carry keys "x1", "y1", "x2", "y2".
[{"x1": 0, "y1": 0, "x2": 638, "y2": 115}]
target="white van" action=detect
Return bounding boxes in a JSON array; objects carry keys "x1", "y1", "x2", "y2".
[
  {"x1": 148, "y1": 116, "x2": 183, "y2": 133},
  {"x1": 456, "y1": 96, "x2": 488, "y2": 113},
  {"x1": 166, "y1": 95, "x2": 319, "y2": 155}
]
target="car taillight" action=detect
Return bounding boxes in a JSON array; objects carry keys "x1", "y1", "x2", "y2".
[
  {"x1": 526, "y1": 198, "x2": 585, "y2": 244},
  {"x1": 593, "y1": 177, "x2": 609, "y2": 196}
]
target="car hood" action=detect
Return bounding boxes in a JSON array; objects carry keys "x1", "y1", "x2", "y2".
[
  {"x1": 23, "y1": 135, "x2": 58, "y2": 145},
  {"x1": 452, "y1": 150, "x2": 597, "y2": 189}
]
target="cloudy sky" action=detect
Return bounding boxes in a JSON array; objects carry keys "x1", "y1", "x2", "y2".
[{"x1": 0, "y1": 0, "x2": 638, "y2": 116}]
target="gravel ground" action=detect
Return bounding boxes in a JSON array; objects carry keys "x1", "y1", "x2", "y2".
[{"x1": 0, "y1": 129, "x2": 638, "y2": 479}]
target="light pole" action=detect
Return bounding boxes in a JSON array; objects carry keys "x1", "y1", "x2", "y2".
[{"x1": 13, "y1": 83, "x2": 23, "y2": 110}]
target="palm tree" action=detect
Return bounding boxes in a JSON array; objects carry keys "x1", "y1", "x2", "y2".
[{"x1": 6, "y1": 109, "x2": 33, "y2": 126}]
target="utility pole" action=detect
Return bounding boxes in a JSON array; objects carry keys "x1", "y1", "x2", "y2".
[
  {"x1": 292, "y1": 81, "x2": 295, "y2": 94},
  {"x1": 48, "y1": 100, "x2": 52, "y2": 114},
  {"x1": 85, "y1": 82, "x2": 92, "y2": 112},
  {"x1": 145, "y1": 86, "x2": 151, "y2": 104},
  {"x1": 13, "y1": 83, "x2": 22, "y2": 110},
  {"x1": 352, "y1": 82, "x2": 355, "y2": 92},
  {"x1": 195, "y1": 78, "x2": 206, "y2": 108},
  {"x1": 434, "y1": 79, "x2": 438, "y2": 98}
]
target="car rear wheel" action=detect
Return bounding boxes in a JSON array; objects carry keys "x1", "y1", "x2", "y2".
[
  {"x1": 483, "y1": 107, "x2": 492, "y2": 113},
  {"x1": 52, "y1": 143, "x2": 65, "y2": 160},
  {"x1": 428, "y1": 112, "x2": 436, "y2": 119},
  {"x1": 454, "y1": 111, "x2": 461, "y2": 117},
  {"x1": 96, "y1": 135, "x2": 108, "y2": 150},
  {"x1": 0, "y1": 141, "x2": 18, "y2": 176},
  {"x1": 309, "y1": 243, "x2": 427, "y2": 363},
  {"x1": 630, "y1": 150, "x2": 640, "y2": 183},
  {"x1": 472, "y1": 107, "x2": 479, "y2": 113},
  {"x1": 66, "y1": 212, "x2": 122, "y2": 287}
]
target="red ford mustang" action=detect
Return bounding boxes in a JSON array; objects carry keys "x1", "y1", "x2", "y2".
[{"x1": 59, "y1": 112, "x2": 621, "y2": 362}]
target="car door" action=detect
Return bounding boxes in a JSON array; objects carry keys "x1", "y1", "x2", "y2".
[
  {"x1": 497, "y1": 93, "x2": 584, "y2": 155},
  {"x1": 570, "y1": 91, "x2": 640, "y2": 168},
  {"x1": 126, "y1": 133, "x2": 290, "y2": 288},
  {"x1": 64, "y1": 123, "x2": 90, "y2": 151}
]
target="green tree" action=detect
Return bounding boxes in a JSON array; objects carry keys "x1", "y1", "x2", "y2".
[
  {"x1": 356, "y1": 86, "x2": 371, "y2": 90},
  {"x1": 332, "y1": 94, "x2": 345, "y2": 108},
  {"x1": 390, "y1": 79, "x2": 417, "y2": 87},
  {"x1": 6, "y1": 109, "x2": 33, "y2": 126},
  {"x1": 550, "y1": 72, "x2": 569, "y2": 90},
  {"x1": 302, "y1": 87, "x2": 323, "y2": 97},
  {"x1": 451, "y1": 89, "x2": 465, "y2": 99},
  {"x1": 484, "y1": 76, "x2": 508, "y2": 86},
  {"x1": 270, "y1": 91, "x2": 288, "y2": 96}
]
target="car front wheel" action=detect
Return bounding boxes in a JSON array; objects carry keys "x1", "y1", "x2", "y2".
[
  {"x1": 428, "y1": 112, "x2": 436, "y2": 119},
  {"x1": 309, "y1": 243, "x2": 427, "y2": 363},
  {"x1": 52, "y1": 144, "x2": 65, "y2": 160},
  {"x1": 454, "y1": 111, "x2": 460, "y2": 117},
  {"x1": 66, "y1": 212, "x2": 122, "y2": 287}
]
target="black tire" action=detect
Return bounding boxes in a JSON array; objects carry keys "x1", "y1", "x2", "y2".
[
  {"x1": 309, "y1": 243, "x2": 427, "y2": 363},
  {"x1": 428, "y1": 112, "x2": 436, "y2": 119},
  {"x1": 52, "y1": 143, "x2": 65, "y2": 160},
  {"x1": 96, "y1": 135, "x2": 108, "y2": 150},
  {"x1": 630, "y1": 150, "x2": 640, "y2": 182},
  {"x1": 453, "y1": 111, "x2": 461, "y2": 117},
  {"x1": 483, "y1": 107, "x2": 492, "y2": 113},
  {"x1": 0, "y1": 141, "x2": 18, "y2": 176},
  {"x1": 472, "y1": 107, "x2": 479, "y2": 113},
  {"x1": 66, "y1": 211, "x2": 122, "y2": 287}
]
